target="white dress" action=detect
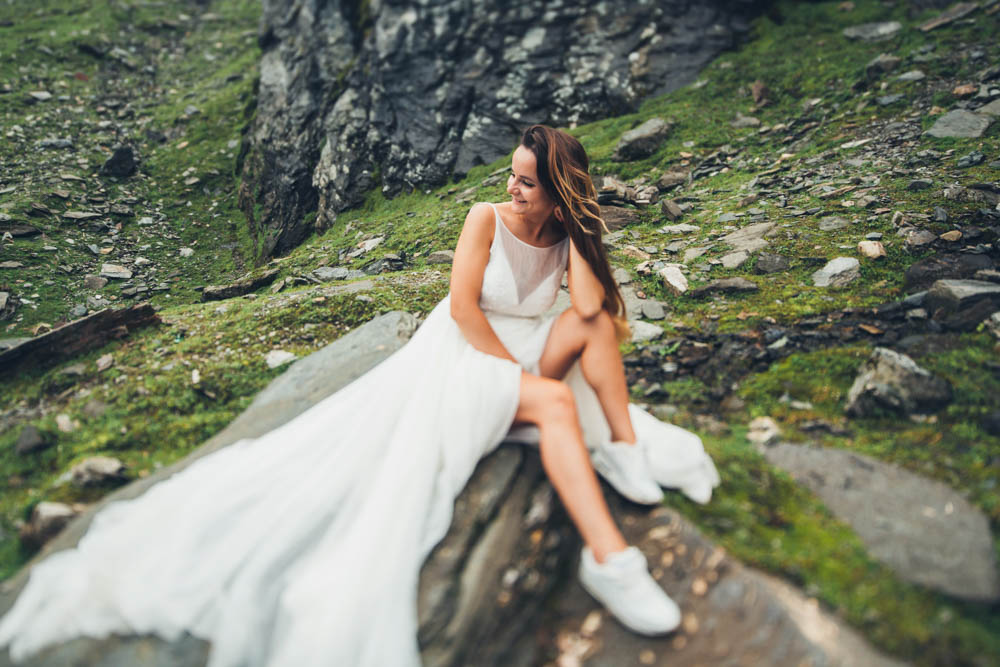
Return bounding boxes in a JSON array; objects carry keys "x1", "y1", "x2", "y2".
[{"x1": 0, "y1": 202, "x2": 719, "y2": 666}]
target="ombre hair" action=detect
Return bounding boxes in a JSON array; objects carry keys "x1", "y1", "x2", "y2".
[{"x1": 519, "y1": 124, "x2": 629, "y2": 341}]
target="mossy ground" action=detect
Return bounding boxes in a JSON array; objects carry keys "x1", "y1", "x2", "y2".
[{"x1": 1, "y1": 0, "x2": 998, "y2": 663}]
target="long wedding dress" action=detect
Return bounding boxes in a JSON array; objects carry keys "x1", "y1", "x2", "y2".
[{"x1": 0, "y1": 202, "x2": 719, "y2": 666}]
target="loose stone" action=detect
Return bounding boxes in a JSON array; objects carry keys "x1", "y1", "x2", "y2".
[
  {"x1": 812, "y1": 257, "x2": 860, "y2": 287},
  {"x1": 858, "y1": 240, "x2": 886, "y2": 259}
]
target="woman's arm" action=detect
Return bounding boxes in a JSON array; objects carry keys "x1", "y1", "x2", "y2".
[
  {"x1": 450, "y1": 203, "x2": 519, "y2": 364},
  {"x1": 566, "y1": 237, "x2": 606, "y2": 320}
]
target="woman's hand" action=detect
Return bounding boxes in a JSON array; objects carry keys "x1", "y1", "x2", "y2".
[
  {"x1": 566, "y1": 237, "x2": 606, "y2": 320},
  {"x1": 450, "y1": 203, "x2": 519, "y2": 364}
]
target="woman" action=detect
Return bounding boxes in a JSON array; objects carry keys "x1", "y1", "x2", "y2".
[{"x1": 0, "y1": 125, "x2": 718, "y2": 665}]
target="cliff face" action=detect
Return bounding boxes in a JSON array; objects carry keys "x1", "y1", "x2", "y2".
[{"x1": 239, "y1": 0, "x2": 765, "y2": 260}]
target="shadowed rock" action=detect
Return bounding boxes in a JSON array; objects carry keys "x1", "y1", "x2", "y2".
[{"x1": 845, "y1": 347, "x2": 952, "y2": 417}]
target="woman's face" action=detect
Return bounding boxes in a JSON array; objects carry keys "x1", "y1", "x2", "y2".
[{"x1": 508, "y1": 145, "x2": 558, "y2": 221}]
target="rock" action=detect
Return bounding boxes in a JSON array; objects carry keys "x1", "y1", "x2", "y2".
[
  {"x1": 657, "y1": 169, "x2": 688, "y2": 191},
  {"x1": 640, "y1": 300, "x2": 665, "y2": 320},
  {"x1": 925, "y1": 109, "x2": 993, "y2": 138},
  {"x1": 720, "y1": 250, "x2": 749, "y2": 269},
  {"x1": 82, "y1": 399, "x2": 109, "y2": 419},
  {"x1": 896, "y1": 69, "x2": 925, "y2": 82},
  {"x1": 754, "y1": 251, "x2": 790, "y2": 274},
  {"x1": 658, "y1": 266, "x2": 688, "y2": 295},
  {"x1": 762, "y1": 443, "x2": 999, "y2": 602},
  {"x1": 27, "y1": 90, "x2": 52, "y2": 101},
  {"x1": 612, "y1": 267, "x2": 632, "y2": 285},
  {"x1": 36, "y1": 137, "x2": 74, "y2": 149},
  {"x1": 99, "y1": 145, "x2": 138, "y2": 178},
  {"x1": 537, "y1": 502, "x2": 906, "y2": 667},
  {"x1": 811, "y1": 257, "x2": 860, "y2": 287},
  {"x1": 15, "y1": 424, "x2": 50, "y2": 455},
  {"x1": 265, "y1": 349, "x2": 297, "y2": 369},
  {"x1": 845, "y1": 347, "x2": 952, "y2": 417},
  {"x1": 690, "y1": 277, "x2": 758, "y2": 298},
  {"x1": 96, "y1": 354, "x2": 114, "y2": 372},
  {"x1": 659, "y1": 223, "x2": 699, "y2": 234},
  {"x1": 202, "y1": 268, "x2": 281, "y2": 300},
  {"x1": 629, "y1": 320, "x2": 663, "y2": 343},
  {"x1": 906, "y1": 178, "x2": 932, "y2": 191},
  {"x1": 83, "y1": 275, "x2": 109, "y2": 289},
  {"x1": 99, "y1": 263, "x2": 132, "y2": 279},
  {"x1": 932, "y1": 206, "x2": 948, "y2": 223},
  {"x1": 730, "y1": 112, "x2": 760, "y2": 128},
  {"x1": 312, "y1": 266, "x2": 349, "y2": 282},
  {"x1": 904, "y1": 254, "x2": 993, "y2": 290},
  {"x1": 918, "y1": 1, "x2": 980, "y2": 32},
  {"x1": 818, "y1": 216, "x2": 849, "y2": 231},
  {"x1": 865, "y1": 53, "x2": 901, "y2": 79},
  {"x1": 842, "y1": 21, "x2": 901, "y2": 41},
  {"x1": 426, "y1": 250, "x2": 454, "y2": 265},
  {"x1": 939, "y1": 230, "x2": 962, "y2": 242},
  {"x1": 719, "y1": 221, "x2": 775, "y2": 254},
  {"x1": 19, "y1": 502, "x2": 79, "y2": 549},
  {"x1": 715, "y1": 212, "x2": 740, "y2": 223},
  {"x1": 179, "y1": 247, "x2": 194, "y2": 257},
  {"x1": 876, "y1": 93, "x2": 904, "y2": 106},
  {"x1": 682, "y1": 246, "x2": 709, "y2": 263},
  {"x1": 977, "y1": 99, "x2": 1000, "y2": 117},
  {"x1": 69, "y1": 456, "x2": 128, "y2": 487},
  {"x1": 746, "y1": 416, "x2": 781, "y2": 449},
  {"x1": 857, "y1": 240, "x2": 886, "y2": 259},
  {"x1": 611, "y1": 117, "x2": 672, "y2": 161},
  {"x1": 987, "y1": 312, "x2": 1000, "y2": 340},
  {"x1": 903, "y1": 228, "x2": 936, "y2": 250},
  {"x1": 56, "y1": 414, "x2": 77, "y2": 433},
  {"x1": 660, "y1": 199, "x2": 683, "y2": 221},
  {"x1": 925, "y1": 279, "x2": 1000, "y2": 330},
  {"x1": 956, "y1": 150, "x2": 984, "y2": 168},
  {"x1": 952, "y1": 83, "x2": 978, "y2": 97}
]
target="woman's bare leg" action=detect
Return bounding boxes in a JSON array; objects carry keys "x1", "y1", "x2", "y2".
[
  {"x1": 514, "y1": 372, "x2": 626, "y2": 562},
  {"x1": 537, "y1": 308, "x2": 636, "y2": 444}
]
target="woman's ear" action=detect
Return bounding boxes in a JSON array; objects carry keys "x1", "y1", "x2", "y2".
[{"x1": 554, "y1": 207, "x2": 565, "y2": 223}]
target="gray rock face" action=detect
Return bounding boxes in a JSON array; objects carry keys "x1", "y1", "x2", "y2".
[
  {"x1": 99, "y1": 145, "x2": 138, "y2": 178},
  {"x1": 762, "y1": 443, "x2": 1000, "y2": 602},
  {"x1": 612, "y1": 117, "x2": 672, "y2": 161},
  {"x1": 925, "y1": 109, "x2": 994, "y2": 138},
  {"x1": 240, "y1": 0, "x2": 763, "y2": 259},
  {"x1": 812, "y1": 257, "x2": 860, "y2": 287},
  {"x1": 845, "y1": 347, "x2": 952, "y2": 417},
  {"x1": 925, "y1": 278, "x2": 1000, "y2": 330}
]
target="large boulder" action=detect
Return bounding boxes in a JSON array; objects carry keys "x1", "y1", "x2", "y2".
[
  {"x1": 845, "y1": 347, "x2": 952, "y2": 417},
  {"x1": 762, "y1": 443, "x2": 1000, "y2": 602},
  {"x1": 239, "y1": 0, "x2": 764, "y2": 259}
]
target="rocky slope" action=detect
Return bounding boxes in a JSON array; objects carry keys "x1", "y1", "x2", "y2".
[
  {"x1": 240, "y1": 0, "x2": 767, "y2": 259},
  {"x1": 1, "y1": 0, "x2": 999, "y2": 664}
]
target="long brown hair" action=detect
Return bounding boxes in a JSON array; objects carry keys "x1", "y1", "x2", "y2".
[{"x1": 520, "y1": 124, "x2": 629, "y2": 341}]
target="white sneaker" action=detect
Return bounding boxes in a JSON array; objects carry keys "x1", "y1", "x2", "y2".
[
  {"x1": 591, "y1": 439, "x2": 664, "y2": 505},
  {"x1": 578, "y1": 546, "x2": 681, "y2": 635}
]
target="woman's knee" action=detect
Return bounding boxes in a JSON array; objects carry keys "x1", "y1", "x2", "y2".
[{"x1": 538, "y1": 378, "x2": 577, "y2": 423}]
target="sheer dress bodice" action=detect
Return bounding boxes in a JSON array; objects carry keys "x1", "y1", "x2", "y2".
[{"x1": 479, "y1": 202, "x2": 569, "y2": 318}]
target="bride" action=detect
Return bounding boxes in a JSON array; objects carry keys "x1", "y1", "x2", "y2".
[{"x1": 0, "y1": 124, "x2": 718, "y2": 665}]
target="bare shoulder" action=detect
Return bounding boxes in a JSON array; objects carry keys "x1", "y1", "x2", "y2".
[{"x1": 459, "y1": 202, "x2": 497, "y2": 242}]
